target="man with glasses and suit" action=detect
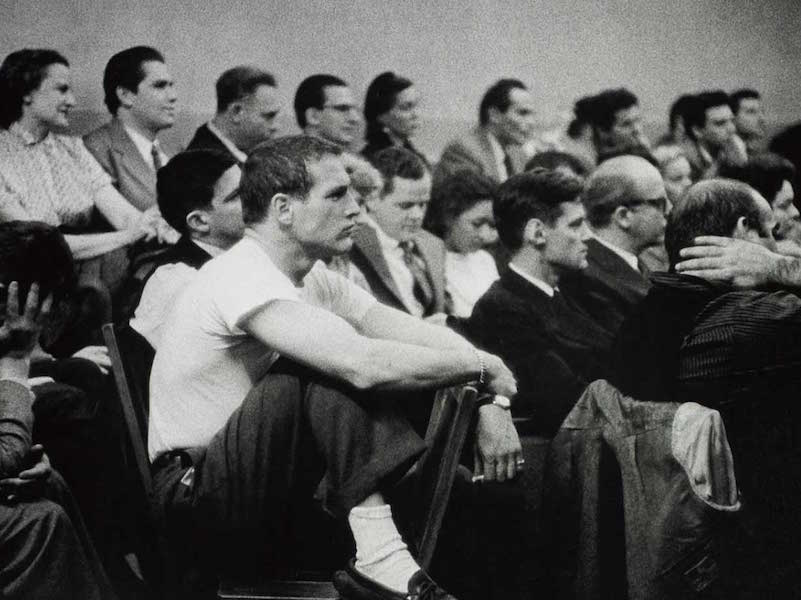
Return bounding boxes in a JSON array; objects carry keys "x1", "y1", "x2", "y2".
[
  {"x1": 294, "y1": 74, "x2": 362, "y2": 150},
  {"x1": 561, "y1": 155, "x2": 670, "y2": 337}
]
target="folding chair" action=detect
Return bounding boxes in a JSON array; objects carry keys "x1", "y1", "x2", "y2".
[{"x1": 102, "y1": 323, "x2": 481, "y2": 600}]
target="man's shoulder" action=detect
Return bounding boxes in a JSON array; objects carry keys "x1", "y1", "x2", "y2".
[
  {"x1": 83, "y1": 119, "x2": 120, "y2": 149},
  {"x1": 441, "y1": 127, "x2": 489, "y2": 156}
]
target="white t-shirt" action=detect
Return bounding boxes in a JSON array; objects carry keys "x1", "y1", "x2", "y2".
[
  {"x1": 130, "y1": 262, "x2": 198, "y2": 350},
  {"x1": 445, "y1": 249, "x2": 499, "y2": 318},
  {"x1": 148, "y1": 235, "x2": 377, "y2": 460}
]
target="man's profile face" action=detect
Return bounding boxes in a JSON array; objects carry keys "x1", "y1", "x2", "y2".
[
  {"x1": 291, "y1": 155, "x2": 360, "y2": 259},
  {"x1": 698, "y1": 105, "x2": 736, "y2": 150},
  {"x1": 237, "y1": 85, "x2": 281, "y2": 151},
  {"x1": 128, "y1": 60, "x2": 177, "y2": 133},
  {"x1": 542, "y1": 200, "x2": 591, "y2": 273},
  {"x1": 735, "y1": 98, "x2": 765, "y2": 139},
  {"x1": 206, "y1": 164, "x2": 245, "y2": 246},
  {"x1": 493, "y1": 88, "x2": 536, "y2": 146},
  {"x1": 737, "y1": 191, "x2": 778, "y2": 252},
  {"x1": 626, "y1": 163, "x2": 670, "y2": 250},
  {"x1": 367, "y1": 174, "x2": 431, "y2": 243},
  {"x1": 771, "y1": 179, "x2": 800, "y2": 242},
  {"x1": 608, "y1": 104, "x2": 644, "y2": 149},
  {"x1": 315, "y1": 85, "x2": 361, "y2": 147}
]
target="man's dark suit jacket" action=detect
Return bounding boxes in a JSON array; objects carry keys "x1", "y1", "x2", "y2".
[
  {"x1": 561, "y1": 237, "x2": 650, "y2": 338},
  {"x1": 115, "y1": 235, "x2": 213, "y2": 322},
  {"x1": 185, "y1": 123, "x2": 242, "y2": 163},
  {"x1": 609, "y1": 272, "x2": 801, "y2": 590},
  {"x1": 349, "y1": 225, "x2": 446, "y2": 315},
  {"x1": 467, "y1": 268, "x2": 613, "y2": 436}
]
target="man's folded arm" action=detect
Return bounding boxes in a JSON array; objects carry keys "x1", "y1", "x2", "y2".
[
  {"x1": 241, "y1": 299, "x2": 480, "y2": 392},
  {"x1": 357, "y1": 302, "x2": 474, "y2": 352}
]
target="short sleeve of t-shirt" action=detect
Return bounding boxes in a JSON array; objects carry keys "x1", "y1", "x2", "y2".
[
  {"x1": 304, "y1": 261, "x2": 378, "y2": 326},
  {"x1": 211, "y1": 238, "x2": 302, "y2": 332}
]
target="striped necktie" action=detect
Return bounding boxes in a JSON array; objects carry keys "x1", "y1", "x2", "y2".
[
  {"x1": 151, "y1": 142, "x2": 163, "y2": 171},
  {"x1": 400, "y1": 240, "x2": 435, "y2": 315}
]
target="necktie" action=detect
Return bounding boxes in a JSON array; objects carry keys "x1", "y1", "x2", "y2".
[
  {"x1": 400, "y1": 240, "x2": 435, "y2": 315},
  {"x1": 503, "y1": 150, "x2": 514, "y2": 180},
  {"x1": 151, "y1": 142, "x2": 163, "y2": 171}
]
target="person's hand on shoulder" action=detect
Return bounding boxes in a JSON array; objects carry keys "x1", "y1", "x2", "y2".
[{"x1": 675, "y1": 236, "x2": 781, "y2": 288}]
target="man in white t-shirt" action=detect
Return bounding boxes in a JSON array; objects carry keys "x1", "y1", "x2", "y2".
[{"x1": 149, "y1": 136, "x2": 520, "y2": 600}]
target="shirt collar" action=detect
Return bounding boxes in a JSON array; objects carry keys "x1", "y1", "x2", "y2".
[
  {"x1": 593, "y1": 234, "x2": 640, "y2": 272},
  {"x1": 192, "y1": 238, "x2": 226, "y2": 258},
  {"x1": 363, "y1": 214, "x2": 404, "y2": 253},
  {"x1": 508, "y1": 262, "x2": 556, "y2": 297},
  {"x1": 122, "y1": 124, "x2": 161, "y2": 166},
  {"x1": 9, "y1": 122, "x2": 49, "y2": 146},
  {"x1": 207, "y1": 121, "x2": 248, "y2": 163}
]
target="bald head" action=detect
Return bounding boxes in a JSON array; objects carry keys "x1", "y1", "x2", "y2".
[
  {"x1": 583, "y1": 156, "x2": 665, "y2": 227},
  {"x1": 582, "y1": 155, "x2": 668, "y2": 253}
]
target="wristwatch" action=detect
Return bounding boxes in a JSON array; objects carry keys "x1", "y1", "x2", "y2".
[{"x1": 478, "y1": 394, "x2": 511, "y2": 410}]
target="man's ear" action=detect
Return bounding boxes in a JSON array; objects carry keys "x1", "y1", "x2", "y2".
[
  {"x1": 732, "y1": 215, "x2": 758, "y2": 242},
  {"x1": 522, "y1": 218, "x2": 546, "y2": 248},
  {"x1": 612, "y1": 205, "x2": 633, "y2": 230},
  {"x1": 305, "y1": 107, "x2": 321, "y2": 127},
  {"x1": 228, "y1": 101, "x2": 244, "y2": 123},
  {"x1": 691, "y1": 124, "x2": 703, "y2": 142},
  {"x1": 271, "y1": 193, "x2": 294, "y2": 226},
  {"x1": 487, "y1": 106, "x2": 503, "y2": 126},
  {"x1": 186, "y1": 209, "x2": 210, "y2": 234},
  {"x1": 116, "y1": 85, "x2": 136, "y2": 110}
]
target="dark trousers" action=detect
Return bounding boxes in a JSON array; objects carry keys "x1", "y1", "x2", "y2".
[
  {"x1": 0, "y1": 471, "x2": 116, "y2": 600},
  {"x1": 30, "y1": 358, "x2": 136, "y2": 573},
  {"x1": 152, "y1": 361, "x2": 426, "y2": 578}
]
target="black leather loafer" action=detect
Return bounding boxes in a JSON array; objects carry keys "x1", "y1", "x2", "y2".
[{"x1": 333, "y1": 559, "x2": 458, "y2": 600}]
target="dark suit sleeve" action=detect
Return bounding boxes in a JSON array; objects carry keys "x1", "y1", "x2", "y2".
[
  {"x1": 469, "y1": 293, "x2": 588, "y2": 436},
  {"x1": 0, "y1": 380, "x2": 33, "y2": 478},
  {"x1": 434, "y1": 141, "x2": 484, "y2": 184}
]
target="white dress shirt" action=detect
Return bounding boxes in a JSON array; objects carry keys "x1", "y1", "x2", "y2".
[
  {"x1": 508, "y1": 262, "x2": 556, "y2": 297},
  {"x1": 486, "y1": 131, "x2": 509, "y2": 181},
  {"x1": 123, "y1": 125, "x2": 168, "y2": 171}
]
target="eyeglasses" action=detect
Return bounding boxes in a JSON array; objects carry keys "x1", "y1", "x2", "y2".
[
  {"x1": 323, "y1": 103, "x2": 359, "y2": 114},
  {"x1": 625, "y1": 196, "x2": 668, "y2": 214}
]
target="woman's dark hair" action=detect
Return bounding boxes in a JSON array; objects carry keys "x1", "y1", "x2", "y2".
[
  {"x1": 363, "y1": 71, "x2": 413, "y2": 147},
  {"x1": 0, "y1": 49, "x2": 69, "y2": 128},
  {"x1": 425, "y1": 170, "x2": 497, "y2": 238},
  {"x1": 0, "y1": 221, "x2": 76, "y2": 303}
]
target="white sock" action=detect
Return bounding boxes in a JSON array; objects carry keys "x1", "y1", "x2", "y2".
[{"x1": 348, "y1": 503, "x2": 420, "y2": 593}]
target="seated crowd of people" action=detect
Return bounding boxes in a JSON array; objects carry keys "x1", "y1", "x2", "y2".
[{"x1": 1, "y1": 43, "x2": 801, "y2": 600}]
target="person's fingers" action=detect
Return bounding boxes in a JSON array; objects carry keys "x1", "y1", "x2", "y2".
[
  {"x1": 676, "y1": 269, "x2": 730, "y2": 281},
  {"x1": 675, "y1": 257, "x2": 728, "y2": 271},
  {"x1": 6, "y1": 281, "x2": 19, "y2": 318},
  {"x1": 692, "y1": 236, "x2": 732, "y2": 246},
  {"x1": 38, "y1": 294, "x2": 53, "y2": 320},
  {"x1": 495, "y1": 457, "x2": 507, "y2": 482},
  {"x1": 483, "y1": 455, "x2": 497, "y2": 482},
  {"x1": 506, "y1": 452, "x2": 517, "y2": 480},
  {"x1": 22, "y1": 282, "x2": 39, "y2": 319},
  {"x1": 678, "y1": 246, "x2": 725, "y2": 259}
]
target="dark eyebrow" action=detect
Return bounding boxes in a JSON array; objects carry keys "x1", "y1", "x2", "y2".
[
  {"x1": 326, "y1": 184, "x2": 349, "y2": 199},
  {"x1": 220, "y1": 187, "x2": 241, "y2": 203}
]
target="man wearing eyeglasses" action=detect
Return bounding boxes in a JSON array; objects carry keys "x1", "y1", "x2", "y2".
[
  {"x1": 561, "y1": 155, "x2": 670, "y2": 337},
  {"x1": 294, "y1": 74, "x2": 362, "y2": 150}
]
